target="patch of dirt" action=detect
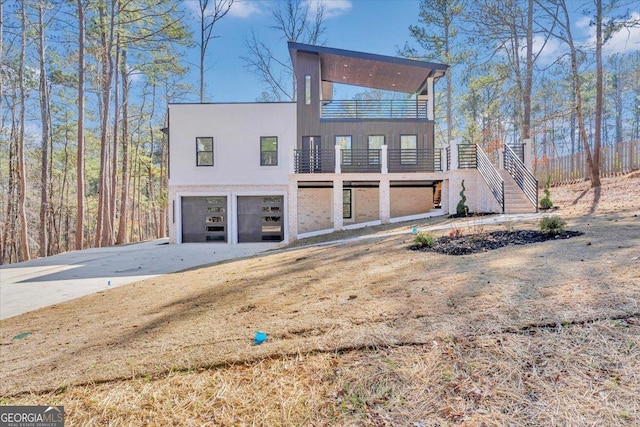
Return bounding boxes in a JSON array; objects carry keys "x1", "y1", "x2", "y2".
[{"x1": 411, "y1": 230, "x2": 584, "y2": 255}]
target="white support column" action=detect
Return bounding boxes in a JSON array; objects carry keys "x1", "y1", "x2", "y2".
[
  {"x1": 440, "y1": 147, "x2": 448, "y2": 172},
  {"x1": 381, "y1": 144, "x2": 388, "y2": 174},
  {"x1": 287, "y1": 178, "x2": 298, "y2": 242},
  {"x1": 523, "y1": 138, "x2": 533, "y2": 171},
  {"x1": 427, "y1": 77, "x2": 434, "y2": 121},
  {"x1": 288, "y1": 147, "x2": 296, "y2": 174},
  {"x1": 379, "y1": 178, "x2": 390, "y2": 224},
  {"x1": 333, "y1": 179, "x2": 343, "y2": 231},
  {"x1": 335, "y1": 144, "x2": 341, "y2": 174},
  {"x1": 450, "y1": 138, "x2": 459, "y2": 170}
]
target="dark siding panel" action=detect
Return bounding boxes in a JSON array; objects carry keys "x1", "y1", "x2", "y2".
[{"x1": 319, "y1": 121, "x2": 435, "y2": 150}]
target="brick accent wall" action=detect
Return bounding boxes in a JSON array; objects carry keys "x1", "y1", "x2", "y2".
[
  {"x1": 390, "y1": 187, "x2": 434, "y2": 218},
  {"x1": 353, "y1": 188, "x2": 380, "y2": 223},
  {"x1": 298, "y1": 188, "x2": 333, "y2": 233}
]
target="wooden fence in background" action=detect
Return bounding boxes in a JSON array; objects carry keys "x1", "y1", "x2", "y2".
[{"x1": 534, "y1": 139, "x2": 639, "y2": 185}]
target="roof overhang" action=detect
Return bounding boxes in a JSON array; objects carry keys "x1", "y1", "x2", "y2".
[{"x1": 288, "y1": 42, "x2": 449, "y2": 95}]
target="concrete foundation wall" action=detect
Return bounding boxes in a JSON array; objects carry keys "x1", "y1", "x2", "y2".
[
  {"x1": 445, "y1": 170, "x2": 502, "y2": 214},
  {"x1": 390, "y1": 187, "x2": 434, "y2": 218},
  {"x1": 298, "y1": 188, "x2": 333, "y2": 233}
]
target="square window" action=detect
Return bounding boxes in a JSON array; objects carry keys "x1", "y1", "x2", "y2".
[
  {"x1": 196, "y1": 137, "x2": 214, "y2": 166},
  {"x1": 260, "y1": 136, "x2": 278, "y2": 166}
]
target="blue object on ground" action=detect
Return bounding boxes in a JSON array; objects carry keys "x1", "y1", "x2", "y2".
[{"x1": 254, "y1": 331, "x2": 267, "y2": 345}]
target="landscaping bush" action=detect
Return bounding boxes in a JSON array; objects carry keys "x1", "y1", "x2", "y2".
[
  {"x1": 540, "y1": 215, "x2": 567, "y2": 235},
  {"x1": 414, "y1": 232, "x2": 435, "y2": 248},
  {"x1": 456, "y1": 179, "x2": 469, "y2": 217},
  {"x1": 540, "y1": 176, "x2": 553, "y2": 210}
]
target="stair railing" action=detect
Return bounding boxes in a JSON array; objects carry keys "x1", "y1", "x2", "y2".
[
  {"x1": 504, "y1": 144, "x2": 538, "y2": 211},
  {"x1": 476, "y1": 145, "x2": 504, "y2": 212}
]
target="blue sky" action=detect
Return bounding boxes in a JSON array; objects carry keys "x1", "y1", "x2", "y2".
[
  {"x1": 181, "y1": 0, "x2": 640, "y2": 103},
  {"x1": 182, "y1": 0, "x2": 424, "y2": 102}
]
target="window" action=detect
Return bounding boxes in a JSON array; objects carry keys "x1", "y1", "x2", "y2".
[
  {"x1": 305, "y1": 75, "x2": 311, "y2": 105},
  {"x1": 368, "y1": 135, "x2": 385, "y2": 165},
  {"x1": 336, "y1": 135, "x2": 352, "y2": 166},
  {"x1": 343, "y1": 189, "x2": 352, "y2": 219},
  {"x1": 260, "y1": 136, "x2": 278, "y2": 166},
  {"x1": 400, "y1": 135, "x2": 417, "y2": 165},
  {"x1": 196, "y1": 137, "x2": 213, "y2": 166}
]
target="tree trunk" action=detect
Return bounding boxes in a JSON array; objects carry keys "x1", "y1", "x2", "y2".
[
  {"x1": 95, "y1": 0, "x2": 117, "y2": 247},
  {"x1": 564, "y1": 5, "x2": 600, "y2": 187},
  {"x1": 38, "y1": 2, "x2": 51, "y2": 258},
  {"x1": 523, "y1": 0, "x2": 533, "y2": 141},
  {"x1": 116, "y1": 49, "x2": 130, "y2": 245},
  {"x1": 110, "y1": 37, "x2": 120, "y2": 240},
  {"x1": 76, "y1": 0, "x2": 86, "y2": 250},
  {"x1": 593, "y1": 0, "x2": 603, "y2": 186},
  {"x1": 18, "y1": 2, "x2": 30, "y2": 261}
]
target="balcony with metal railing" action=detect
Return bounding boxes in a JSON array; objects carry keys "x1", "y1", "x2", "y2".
[
  {"x1": 293, "y1": 147, "x2": 442, "y2": 174},
  {"x1": 321, "y1": 99, "x2": 428, "y2": 120}
]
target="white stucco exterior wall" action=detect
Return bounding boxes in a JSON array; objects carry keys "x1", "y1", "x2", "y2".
[
  {"x1": 168, "y1": 103, "x2": 296, "y2": 244},
  {"x1": 168, "y1": 103, "x2": 296, "y2": 187}
]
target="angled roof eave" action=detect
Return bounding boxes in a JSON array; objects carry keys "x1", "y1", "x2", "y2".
[{"x1": 288, "y1": 41, "x2": 449, "y2": 94}]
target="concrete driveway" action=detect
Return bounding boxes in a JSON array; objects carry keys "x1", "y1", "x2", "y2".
[{"x1": 0, "y1": 239, "x2": 279, "y2": 320}]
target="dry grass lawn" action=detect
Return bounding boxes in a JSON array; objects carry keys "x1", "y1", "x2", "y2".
[{"x1": 1, "y1": 174, "x2": 639, "y2": 426}]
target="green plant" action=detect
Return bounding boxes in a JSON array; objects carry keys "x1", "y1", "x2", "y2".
[
  {"x1": 540, "y1": 175, "x2": 553, "y2": 209},
  {"x1": 540, "y1": 215, "x2": 567, "y2": 234},
  {"x1": 414, "y1": 232, "x2": 435, "y2": 248},
  {"x1": 456, "y1": 179, "x2": 469, "y2": 216}
]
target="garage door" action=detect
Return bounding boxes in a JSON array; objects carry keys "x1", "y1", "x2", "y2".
[
  {"x1": 181, "y1": 196, "x2": 227, "y2": 243},
  {"x1": 237, "y1": 196, "x2": 284, "y2": 243}
]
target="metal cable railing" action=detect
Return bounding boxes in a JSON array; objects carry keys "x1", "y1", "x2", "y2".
[
  {"x1": 321, "y1": 99, "x2": 428, "y2": 119},
  {"x1": 476, "y1": 145, "x2": 504, "y2": 212},
  {"x1": 294, "y1": 149, "x2": 335, "y2": 173},
  {"x1": 504, "y1": 144, "x2": 538, "y2": 210},
  {"x1": 388, "y1": 149, "x2": 441, "y2": 172},
  {"x1": 340, "y1": 149, "x2": 382, "y2": 173},
  {"x1": 458, "y1": 144, "x2": 477, "y2": 169}
]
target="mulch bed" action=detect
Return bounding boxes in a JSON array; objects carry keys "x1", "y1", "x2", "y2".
[{"x1": 410, "y1": 230, "x2": 584, "y2": 255}]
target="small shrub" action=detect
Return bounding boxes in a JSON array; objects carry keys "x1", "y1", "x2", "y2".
[
  {"x1": 449, "y1": 226, "x2": 463, "y2": 238},
  {"x1": 456, "y1": 179, "x2": 469, "y2": 217},
  {"x1": 414, "y1": 232, "x2": 435, "y2": 248},
  {"x1": 540, "y1": 176, "x2": 553, "y2": 210},
  {"x1": 540, "y1": 215, "x2": 567, "y2": 234}
]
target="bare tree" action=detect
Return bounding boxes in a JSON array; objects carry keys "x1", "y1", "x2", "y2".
[
  {"x1": 197, "y1": 0, "x2": 233, "y2": 102},
  {"x1": 538, "y1": 0, "x2": 601, "y2": 187},
  {"x1": 37, "y1": 1, "x2": 52, "y2": 257},
  {"x1": 18, "y1": 1, "x2": 30, "y2": 261},
  {"x1": 241, "y1": 0, "x2": 326, "y2": 101},
  {"x1": 405, "y1": 0, "x2": 468, "y2": 146},
  {"x1": 76, "y1": 0, "x2": 86, "y2": 250}
]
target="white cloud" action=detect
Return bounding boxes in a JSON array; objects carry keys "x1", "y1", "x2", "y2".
[
  {"x1": 579, "y1": 11, "x2": 640, "y2": 56},
  {"x1": 228, "y1": 0, "x2": 265, "y2": 18},
  {"x1": 306, "y1": 0, "x2": 352, "y2": 18},
  {"x1": 531, "y1": 34, "x2": 565, "y2": 65},
  {"x1": 184, "y1": 0, "x2": 264, "y2": 19}
]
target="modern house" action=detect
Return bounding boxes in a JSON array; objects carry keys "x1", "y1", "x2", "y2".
[{"x1": 167, "y1": 42, "x2": 537, "y2": 244}]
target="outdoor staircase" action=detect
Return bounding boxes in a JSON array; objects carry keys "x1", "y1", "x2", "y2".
[{"x1": 499, "y1": 170, "x2": 537, "y2": 214}]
